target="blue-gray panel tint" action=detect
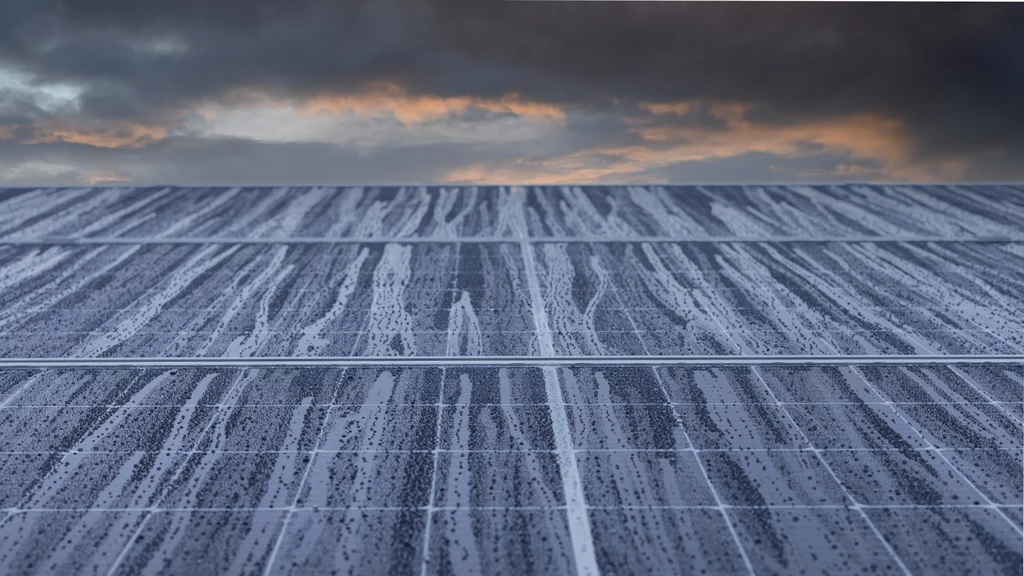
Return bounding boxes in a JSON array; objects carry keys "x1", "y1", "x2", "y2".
[
  {"x1": 588, "y1": 509, "x2": 748, "y2": 575},
  {"x1": 1, "y1": 184, "x2": 1022, "y2": 575},
  {"x1": 3, "y1": 185, "x2": 1023, "y2": 239},
  {"x1": 110, "y1": 511, "x2": 287, "y2": 576},
  {"x1": 865, "y1": 507, "x2": 1024, "y2": 576},
  {"x1": 0, "y1": 364, "x2": 1020, "y2": 574},
  {"x1": 528, "y1": 241, "x2": 1024, "y2": 356},
  {"x1": 0, "y1": 511, "x2": 148, "y2": 575},
  {"x1": 426, "y1": 509, "x2": 577, "y2": 576},
  {"x1": 0, "y1": 243, "x2": 537, "y2": 358},
  {"x1": 273, "y1": 509, "x2": 427, "y2": 575},
  {"x1": 2, "y1": 244, "x2": 1022, "y2": 359},
  {"x1": 729, "y1": 507, "x2": 906, "y2": 575}
]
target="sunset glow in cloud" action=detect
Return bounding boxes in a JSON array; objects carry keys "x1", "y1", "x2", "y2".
[{"x1": 1, "y1": 1, "x2": 1021, "y2": 185}]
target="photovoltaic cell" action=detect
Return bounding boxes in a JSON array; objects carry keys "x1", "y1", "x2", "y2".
[{"x1": 0, "y1": 185, "x2": 1020, "y2": 575}]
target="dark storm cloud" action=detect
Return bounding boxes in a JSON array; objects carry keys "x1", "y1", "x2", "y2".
[{"x1": 1, "y1": 0, "x2": 1022, "y2": 181}]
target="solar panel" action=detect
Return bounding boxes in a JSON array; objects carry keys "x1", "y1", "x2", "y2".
[{"x1": 0, "y1": 185, "x2": 1020, "y2": 575}]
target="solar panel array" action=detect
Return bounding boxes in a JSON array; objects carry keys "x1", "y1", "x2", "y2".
[{"x1": 0, "y1": 184, "x2": 1021, "y2": 575}]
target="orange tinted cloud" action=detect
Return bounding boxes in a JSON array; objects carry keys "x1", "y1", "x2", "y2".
[
  {"x1": 83, "y1": 171, "x2": 131, "y2": 185},
  {"x1": 220, "y1": 83, "x2": 566, "y2": 124},
  {"x1": 631, "y1": 114, "x2": 909, "y2": 165},
  {"x1": 447, "y1": 156, "x2": 666, "y2": 185},
  {"x1": 445, "y1": 161, "x2": 651, "y2": 185},
  {"x1": 637, "y1": 99, "x2": 907, "y2": 159},
  {"x1": 0, "y1": 86, "x2": 977, "y2": 183},
  {"x1": 3, "y1": 83, "x2": 565, "y2": 152},
  {"x1": 9, "y1": 121, "x2": 168, "y2": 149},
  {"x1": 446, "y1": 101, "x2": 971, "y2": 183},
  {"x1": 620, "y1": 99, "x2": 969, "y2": 181},
  {"x1": 641, "y1": 101, "x2": 749, "y2": 120}
]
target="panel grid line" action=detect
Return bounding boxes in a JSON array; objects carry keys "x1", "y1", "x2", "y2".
[
  {"x1": 260, "y1": 254, "x2": 391, "y2": 575},
  {"x1": 100, "y1": 258, "x2": 333, "y2": 575},
  {"x1": 752, "y1": 277, "x2": 1024, "y2": 429},
  {"x1": 0, "y1": 447, "x2": 1016, "y2": 455},
  {"x1": 2, "y1": 327, "x2": 1017, "y2": 336},
  {"x1": 605, "y1": 261, "x2": 757, "y2": 575},
  {"x1": 0, "y1": 368, "x2": 157, "y2": 542},
  {"x1": 736, "y1": 266, "x2": 1024, "y2": 550},
  {"x1": 897, "y1": 330, "x2": 1024, "y2": 425},
  {"x1": 701, "y1": 288, "x2": 914, "y2": 575},
  {"x1": 3, "y1": 400, "x2": 1018, "y2": 408},
  {"x1": 418, "y1": 240, "x2": 460, "y2": 576},
  {"x1": 750, "y1": 278, "x2": 1024, "y2": 428},
  {"x1": 103, "y1": 365, "x2": 263, "y2": 575},
  {"x1": 1, "y1": 185, "x2": 1022, "y2": 574},
  {"x1": 973, "y1": 326, "x2": 1024, "y2": 355},
  {"x1": 0, "y1": 504, "x2": 1015, "y2": 514},
  {"x1": 519, "y1": 227, "x2": 600, "y2": 576},
  {"x1": 0, "y1": 354, "x2": 1021, "y2": 368},
  {"x1": 750, "y1": 363, "x2": 917, "y2": 576},
  {"x1": 259, "y1": 368, "x2": 350, "y2": 576},
  {"x1": 1, "y1": 235, "x2": 1022, "y2": 245},
  {"x1": 816, "y1": 338, "x2": 1024, "y2": 536}
]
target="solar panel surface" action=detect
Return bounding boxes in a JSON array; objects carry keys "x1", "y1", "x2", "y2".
[{"x1": 0, "y1": 185, "x2": 1020, "y2": 575}]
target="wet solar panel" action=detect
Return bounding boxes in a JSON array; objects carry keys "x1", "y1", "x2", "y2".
[{"x1": 0, "y1": 184, "x2": 1021, "y2": 575}]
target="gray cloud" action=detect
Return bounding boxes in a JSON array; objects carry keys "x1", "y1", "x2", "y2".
[
  {"x1": 1, "y1": 0, "x2": 1022, "y2": 183},
  {"x1": 0, "y1": 135, "x2": 551, "y2": 186},
  {"x1": 0, "y1": 129, "x2": 901, "y2": 187}
]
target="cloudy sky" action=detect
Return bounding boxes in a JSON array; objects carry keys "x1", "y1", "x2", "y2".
[{"x1": 1, "y1": 1, "x2": 1023, "y2": 186}]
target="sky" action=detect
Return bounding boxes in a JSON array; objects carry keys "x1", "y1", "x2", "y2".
[{"x1": 1, "y1": 1, "x2": 1023, "y2": 186}]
